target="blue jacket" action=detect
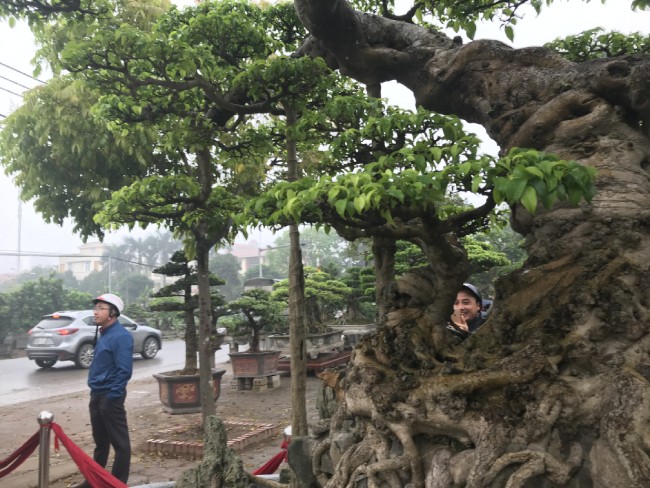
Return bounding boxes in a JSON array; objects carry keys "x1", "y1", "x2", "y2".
[{"x1": 88, "y1": 320, "x2": 133, "y2": 399}]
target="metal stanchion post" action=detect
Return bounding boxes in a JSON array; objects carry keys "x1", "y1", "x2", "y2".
[{"x1": 37, "y1": 411, "x2": 54, "y2": 488}]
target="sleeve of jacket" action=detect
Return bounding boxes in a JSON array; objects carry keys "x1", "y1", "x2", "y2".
[{"x1": 109, "y1": 331, "x2": 134, "y2": 399}]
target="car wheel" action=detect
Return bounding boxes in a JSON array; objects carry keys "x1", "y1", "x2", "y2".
[
  {"x1": 75, "y1": 343, "x2": 95, "y2": 369},
  {"x1": 35, "y1": 359, "x2": 57, "y2": 368},
  {"x1": 141, "y1": 336, "x2": 159, "y2": 359}
]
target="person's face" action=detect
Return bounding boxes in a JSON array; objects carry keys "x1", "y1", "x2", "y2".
[
  {"x1": 453, "y1": 291, "x2": 481, "y2": 322},
  {"x1": 93, "y1": 302, "x2": 113, "y2": 326}
]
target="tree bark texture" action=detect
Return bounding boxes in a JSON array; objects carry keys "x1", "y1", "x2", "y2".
[
  {"x1": 195, "y1": 234, "x2": 216, "y2": 424},
  {"x1": 294, "y1": 1, "x2": 650, "y2": 486},
  {"x1": 287, "y1": 106, "x2": 310, "y2": 440},
  {"x1": 194, "y1": 147, "x2": 218, "y2": 424}
]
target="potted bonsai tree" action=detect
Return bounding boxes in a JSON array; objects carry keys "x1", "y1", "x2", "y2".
[
  {"x1": 266, "y1": 266, "x2": 355, "y2": 373},
  {"x1": 151, "y1": 250, "x2": 228, "y2": 414},
  {"x1": 226, "y1": 288, "x2": 286, "y2": 388}
]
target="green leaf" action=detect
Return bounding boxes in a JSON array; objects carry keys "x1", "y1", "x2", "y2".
[
  {"x1": 471, "y1": 174, "x2": 482, "y2": 193},
  {"x1": 505, "y1": 177, "x2": 527, "y2": 202},
  {"x1": 335, "y1": 199, "x2": 347, "y2": 217},
  {"x1": 353, "y1": 195, "x2": 365, "y2": 213},
  {"x1": 524, "y1": 166, "x2": 544, "y2": 178},
  {"x1": 520, "y1": 186, "x2": 537, "y2": 214},
  {"x1": 465, "y1": 21, "x2": 477, "y2": 40},
  {"x1": 430, "y1": 147, "x2": 442, "y2": 162},
  {"x1": 415, "y1": 8, "x2": 423, "y2": 23}
]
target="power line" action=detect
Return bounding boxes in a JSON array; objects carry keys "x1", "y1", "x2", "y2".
[
  {"x1": 0, "y1": 251, "x2": 159, "y2": 269},
  {"x1": 0, "y1": 61, "x2": 46, "y2": 84},
  {"x1": 0, "y1": 73, "x2": 32, "y2": 90},
  {"x1": 0, "y1": 85, "x2": 23, "y2": 98}
]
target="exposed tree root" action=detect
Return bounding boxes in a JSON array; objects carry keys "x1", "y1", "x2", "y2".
[{"x1": 483, "y1": 443, "x2": 582, "y2": 488}]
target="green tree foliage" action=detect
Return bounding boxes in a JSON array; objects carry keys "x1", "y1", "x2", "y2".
[
  {"x1": 352, "y1": 0, "x2": 544, "y2": 41},
  {"x1": 119, "y1": 273, "x2": 155, "y2": 309},
  {"x1": 249, "y1": 100, "x2": 596, "y2": 322},
  {"x1": 0, "y1": 0, "x2": 337, "y2": 425},
  {"x1": 349, "y1": 1, "x2": 649, "y2": 43},
  {"x1": 0, "y1": 77, "x2": 166, "y2": 240},
  {"x1": 254, "y1": 101, "x2": 596, "y2": 244},
  {"x1": 0, "y1": 275, "x2": 92, "y2": 333},
  {"x1": 263, "y1": 227, "x2": 356, "y2": 277},
  {"x1": 470, "y1": 224, "x2": 527, "y2": 297},
  {"x1": 55, "y1": 0, "x2": 329, "y2": 422},
  {"x1": 394, "y1": 241, "x2": 429, "y2": 276},
  {"x1": 78, "y1": 269, "x2": 109, "y2": 297},
  {"x1": 209, "y1": 252, "x2": 243, "y2": 302},
  {"x1": 390, "y1": 237, "x2": 508, "y2": 297},
  {"x1": 545, "y1": 28, "x2": 650, "y2": 62},
  {"x1": 463, "y1": 238, "x2": 511, "y2": 275},
  {"x1": 0, "y1": 0, "x2": 98, "y2": 25},
  {"x1": 151, "y1": 250, "x2": 225, "y2": 373},
  {"x1": 0, "y1": 294, "x2": 9, "y2": 339},
  {"x1": 339, "y1": 266, "x2": 377, "y2": 323},
  {"x1": 110, "y1": 232, "x2": 181, "y2": 269},
  {"x1": 272, "y1": 266, "x2": 351, "y2": 329},
  {"x1": 0, "y1": 266, "x2": 78, "y2": 292},
  {"x1": 243, "y1": 262, "x2": 285, "y2": 281},
  {"x1": 227, "y1": 288, "x2": 285, "y2": 352}
]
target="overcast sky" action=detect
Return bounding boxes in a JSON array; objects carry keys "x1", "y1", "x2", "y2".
[{"x1": 0, "y1": 0, "x2": 648, "y2": 273}]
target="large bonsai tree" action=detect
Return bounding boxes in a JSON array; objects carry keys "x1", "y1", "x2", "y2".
[
  {"x1": 272, "y1": 1, "x2": 650, "y2": 486},
  {"x1": 1, "y1": 0, "x2": 331, "y2": 426},
  {"x1": 151, "y1": 250, "x2": 225, "y2": 374},
  {"x1": 3, "y1": 0, "x2": 650, "y2": 486}
]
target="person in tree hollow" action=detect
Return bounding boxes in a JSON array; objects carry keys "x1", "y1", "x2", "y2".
[
  {"x1": 448, "y1": 283, "x2": 485, "y2": 338},
  {"x1": 72, "y1": 293, "x2": 133, "y2": 488}
]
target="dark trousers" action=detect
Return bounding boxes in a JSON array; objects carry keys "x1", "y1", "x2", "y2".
[{"x1": 89, "y1": 393, "x2": 131, "y2": 483}]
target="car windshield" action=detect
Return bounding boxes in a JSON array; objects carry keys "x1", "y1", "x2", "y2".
[{"x1": 34, "y1": 316, "x2": 76, "y2": 329}]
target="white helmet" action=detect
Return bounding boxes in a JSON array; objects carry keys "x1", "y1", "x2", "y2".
[{"x1": 93, "y1": 293, "x2": 124, "y2": 316}]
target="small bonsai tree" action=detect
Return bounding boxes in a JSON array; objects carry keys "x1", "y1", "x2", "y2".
[
  {"x1": 227, "y1": 289, "x2": 286, "y2": 353},
  {"x1": 151, "y1": 250, "x2": 225, "y2": 374}
]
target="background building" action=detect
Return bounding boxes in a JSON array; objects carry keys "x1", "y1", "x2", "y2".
[{"x1": 58, "y1": 242, "x2": 108, "y2": 281}]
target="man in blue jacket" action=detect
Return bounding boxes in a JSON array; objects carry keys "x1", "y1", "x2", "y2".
[{"x1": 72, "y1": 293, "x2": 133, "y2": 488}]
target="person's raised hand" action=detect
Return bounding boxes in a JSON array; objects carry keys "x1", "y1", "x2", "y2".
[{"x1": 450, "y1": 309, "x2": 469, "y2": 332}]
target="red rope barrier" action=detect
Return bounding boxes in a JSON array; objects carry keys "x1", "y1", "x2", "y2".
[
  {"x1": 251, "y1": 440, "x2": 288, "y2": 475},
  {"x1": 51, "y1": 423, "x2": 128, "y2": 488},
  {"x1": 0, "y1": 431, "x2": 40, "y2": 478}
]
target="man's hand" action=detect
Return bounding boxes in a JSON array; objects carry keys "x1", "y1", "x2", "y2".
[{"x1": 450, "y1": 309, "x2": 469, "y2": 332}]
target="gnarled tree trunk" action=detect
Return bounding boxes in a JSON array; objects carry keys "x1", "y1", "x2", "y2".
[{"x1": 294, "y1": 1, "x2": 650, "y2": 486}]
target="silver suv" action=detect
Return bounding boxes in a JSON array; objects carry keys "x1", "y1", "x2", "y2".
[{"x1": 26, "y1": 310, "x2": 163, "y2": 369}]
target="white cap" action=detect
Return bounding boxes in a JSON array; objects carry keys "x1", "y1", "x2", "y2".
[{"x1": 93, "y1": 293, "x2": 124, "y2": 315}]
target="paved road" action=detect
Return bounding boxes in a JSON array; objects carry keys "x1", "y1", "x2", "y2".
[{"x1": 0, "y1": 340, "x2": 234, "y2": 406}]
